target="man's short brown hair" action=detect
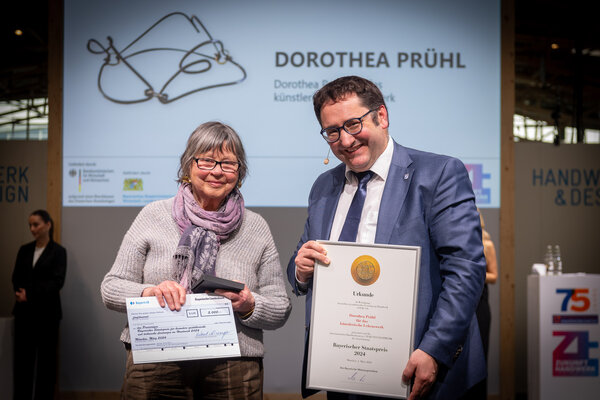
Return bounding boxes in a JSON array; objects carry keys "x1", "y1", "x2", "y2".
[{"x1": 313, "y1": 76, "x2": 386, "y2": 125}]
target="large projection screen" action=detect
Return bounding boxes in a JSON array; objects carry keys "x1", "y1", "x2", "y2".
[{"x1": 63, "y1": 0, "x2": 500, "y2": 208}]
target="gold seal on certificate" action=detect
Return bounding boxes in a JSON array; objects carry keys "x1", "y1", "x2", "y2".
[{"x1": 350, "y1": 255, "x2": 380, "y2": 286}]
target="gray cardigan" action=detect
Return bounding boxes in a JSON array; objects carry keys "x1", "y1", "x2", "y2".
[{"x1": 101, "y1": 197, "x2": 291, "y2": 357}]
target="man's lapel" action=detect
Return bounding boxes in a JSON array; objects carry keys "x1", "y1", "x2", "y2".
[
  {"x1": 375, "y1": 142, "x2": 414, "y2": 244},
  {"x1": 320, "y1": 166, "x2": 345, "y2": 240}
]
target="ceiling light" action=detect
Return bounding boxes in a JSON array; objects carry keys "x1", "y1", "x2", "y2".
[
  {"x1": 551, "y1": 43, "x2": 559, "y2": 50},
  {"x1": 14, "y1": 29, "x2": 23, "y2": 36}
]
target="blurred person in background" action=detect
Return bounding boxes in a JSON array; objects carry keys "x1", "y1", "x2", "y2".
[
  {"x1": 12, "y1": 209, "x2": 67, "y2": 400},
  {"x1": 464, "y1": 210, "x2": 498, "y2": 399}
]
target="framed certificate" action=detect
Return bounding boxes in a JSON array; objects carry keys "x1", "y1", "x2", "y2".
[{"x1": 307, "y1": 241, "x2": 421, "y2": 398}]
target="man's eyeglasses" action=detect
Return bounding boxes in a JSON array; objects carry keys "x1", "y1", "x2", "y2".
[
  {"x1": 193, "y1": 157, "x2": 240, "y2": 173},
  {"x1": 320, "y1": 108, "x2": 380, "y2": 143}
]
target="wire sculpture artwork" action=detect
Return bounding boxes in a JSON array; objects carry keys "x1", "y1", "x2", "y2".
[{"x1": 87, "y1": 12, "x2": 247, "y2": 104}]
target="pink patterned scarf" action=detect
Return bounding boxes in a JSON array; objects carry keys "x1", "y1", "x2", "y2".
[{"x1": 172, "y1": 182, "x2": 244, "y2": 292}]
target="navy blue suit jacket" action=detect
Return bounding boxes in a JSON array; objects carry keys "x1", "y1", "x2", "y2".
[{"x1": 287, "y1": 141, "x2": 486, "y2": 399}]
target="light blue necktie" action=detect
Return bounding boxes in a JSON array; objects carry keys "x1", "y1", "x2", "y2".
[{"x1": 338, "y1": 170, "x2": 374, "y2": 242}]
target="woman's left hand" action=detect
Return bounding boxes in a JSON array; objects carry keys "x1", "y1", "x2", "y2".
[
  {"x1": 214, "y1": 284, "x2": 255, "y2": 315},
  {"x1": 15, "y1": 288, "x2": 27, "y2": 302}
]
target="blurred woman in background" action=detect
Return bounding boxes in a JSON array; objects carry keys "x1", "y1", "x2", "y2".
[
  {"x1": 12, "y1": 209, "x2": 67, "y2": 399},
  {"x1": 465, "y1": 210, "x2": 498, "y2": 399}
]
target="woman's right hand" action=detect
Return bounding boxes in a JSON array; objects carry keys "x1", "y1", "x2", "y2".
[
  {"x1": 15, "y1": 288, "x2": 27, "y2": 303},
  {"x1": 142, "y1": 280, "x2": 186, "y2": 311}
]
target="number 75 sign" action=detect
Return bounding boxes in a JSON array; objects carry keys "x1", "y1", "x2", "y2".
[{"x1": 556, "y1": 289, "x2": 591, "y2": 312}]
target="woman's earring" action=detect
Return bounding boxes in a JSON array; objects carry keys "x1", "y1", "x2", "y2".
[
  {"x1": 237, "y1": 180, "x2": 242, "y2": 189},
  {"x1": 182, "y1": 176, "x2": 191, "y2": 183}
]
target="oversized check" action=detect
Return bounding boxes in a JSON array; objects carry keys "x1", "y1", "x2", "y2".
[
  {"x1": 307, "y1": 241, "x2": 421, "y2": 398},
  {"x1": 126, "y1": 293, "x2": 240, "y2": 364}
]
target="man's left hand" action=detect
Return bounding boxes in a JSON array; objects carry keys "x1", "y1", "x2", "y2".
[{"x1": 402, "y1": 349, "x2": 438, "y2": 400}]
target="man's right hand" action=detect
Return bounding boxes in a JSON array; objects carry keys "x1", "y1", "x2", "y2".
[{"x1": 295, "y1": 240, "x2": 329, "y2": 283}]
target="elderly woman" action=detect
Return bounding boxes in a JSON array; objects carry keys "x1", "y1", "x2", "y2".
[{"x1": 101, "y1": 121, "x2": 291, "y2": 399}]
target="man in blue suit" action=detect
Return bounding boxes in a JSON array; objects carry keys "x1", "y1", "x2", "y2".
[{"x1": 287, "y1": 76, "x2": 486, "y2": 399}]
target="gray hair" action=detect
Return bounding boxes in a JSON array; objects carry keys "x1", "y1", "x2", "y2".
[{"x1": 177, "y1": 122, "x2": 248, "y2": 184}]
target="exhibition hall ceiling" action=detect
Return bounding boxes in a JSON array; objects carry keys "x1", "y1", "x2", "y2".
[{"x1": 1, "y1": 1, "x2": 599, "y2": 131}]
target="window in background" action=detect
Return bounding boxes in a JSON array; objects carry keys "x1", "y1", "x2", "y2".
[
  {"x1": 0, "y1": 98, "x2": 48, "y2": 140},
  {"x1": 514, "y1": 114, "x2": 599, "y2": 144}
]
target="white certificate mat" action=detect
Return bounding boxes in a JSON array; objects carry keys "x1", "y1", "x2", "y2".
[
  {"x1": 126, "y1": 293, "x2": 240, "y2": 364},
  {"x1": 307, "y1": 241, "x2": 421, "y2": 398}
]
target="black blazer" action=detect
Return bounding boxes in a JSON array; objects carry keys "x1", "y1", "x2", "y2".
[{"x1": 12, "y1": 240, "x2": 67, "y2": 320}]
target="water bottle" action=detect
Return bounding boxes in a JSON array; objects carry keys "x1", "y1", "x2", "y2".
[
  {"x1": 544, "y1": 245, "x2": 555, "y2": 275},
  {"x1": 553, "y1": 245, "x2": 563, "y2": 275}
]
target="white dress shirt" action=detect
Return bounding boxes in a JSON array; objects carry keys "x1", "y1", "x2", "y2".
[
  {"x1": 296, "y1": 137, "x2": 393, "y2": 286},
  {"x1": 33, "y1": 246, "x2": 45, "y2": 267},
  {"x1": 329, "y1": 137, "x2": 394, "y2": 244}
]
